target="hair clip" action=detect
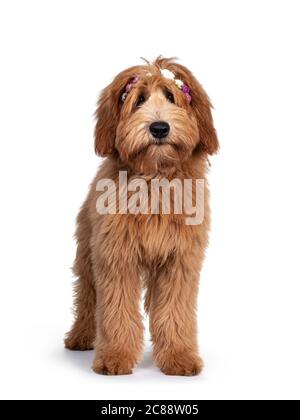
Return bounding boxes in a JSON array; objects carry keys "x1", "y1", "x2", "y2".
[
  {"x1": 121, "y1": 70, "x2": 192, "y2": 104},
  {"x1": 160, "y1": 69, "x2": 192, "y2": 103},
  {"x1": 121, "y1": 76, "x2": 140, "y2": 102}
]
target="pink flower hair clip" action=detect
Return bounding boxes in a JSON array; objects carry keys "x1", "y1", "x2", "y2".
[{"x1": 121, "y1": 76, "x2": 140, "y2": 102}]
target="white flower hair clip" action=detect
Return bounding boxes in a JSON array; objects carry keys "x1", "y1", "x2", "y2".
[{"x1": 160, "y1": 69, "x2": 192, "y2": 103}]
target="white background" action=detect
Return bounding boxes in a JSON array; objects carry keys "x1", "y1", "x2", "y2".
[{"x1": 0, "y1": 0, "x2": 300, "y2": 400}]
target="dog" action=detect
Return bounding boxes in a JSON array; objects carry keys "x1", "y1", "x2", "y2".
[{"x1": 65, "y1": 57, "x2": 219, "y2": 376}]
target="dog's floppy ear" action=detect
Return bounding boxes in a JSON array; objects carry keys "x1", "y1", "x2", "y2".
[
  {"x1": 94, "y1": 66, "x2": 143, "y2": 157},
  {"x1": 157, "y1": 59, "x2": 219, "y2": 155},
  {"x1": 94, "y1": 85, "x2": 119, "y2": 157},
  {"x1": 192, "y1": 84, "x2": 219, "y2": 155}
]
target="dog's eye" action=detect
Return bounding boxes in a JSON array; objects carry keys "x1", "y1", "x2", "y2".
[
  {"x1": 166, "y1": 91, "x2": 175, "y2": 104},
  {"x1": 136, "y1": 95, "x2": 145, "y2": 107}
]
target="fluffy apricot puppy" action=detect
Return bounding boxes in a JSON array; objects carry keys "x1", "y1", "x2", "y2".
[{"x1": 65, "y1": 57, "x2": 219, "y2": 376}]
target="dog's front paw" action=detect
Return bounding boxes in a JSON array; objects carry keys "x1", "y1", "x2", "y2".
[
  {"x1": 157, "y1": 352, "x2": 204, "y2": 376},
  {"x1": 92, "y1": 351, "x2": 135, "y2": 375}
]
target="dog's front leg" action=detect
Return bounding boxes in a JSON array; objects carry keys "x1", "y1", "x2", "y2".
[
  {"x1": 149, "y1": 258, "x2": 204, "y2": 376},
  {"x1": 92, "y1": 261, "x2": 144, "y2": 375}
]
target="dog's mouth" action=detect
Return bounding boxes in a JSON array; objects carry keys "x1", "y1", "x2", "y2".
[
  {"x1": 119, "y1": 132, "x2": 187, "y2": 166},
  {"x1": 152, "y1": 138, "x2": 169, "y2": 146},
  {"x1": 151, "y1": 138, "x2": 185, "y2": 153},
  {"x1": 126, "y1": 140, "x2": 174, "y2": 162}
]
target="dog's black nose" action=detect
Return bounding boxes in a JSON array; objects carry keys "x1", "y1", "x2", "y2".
[{"x1": 149, "y1": 121, "x2": 170, "y2": 140}]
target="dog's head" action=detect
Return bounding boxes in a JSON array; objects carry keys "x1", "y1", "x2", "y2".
[{"x1": 94, "y1": 57, "x2": 219, "y2": 173}]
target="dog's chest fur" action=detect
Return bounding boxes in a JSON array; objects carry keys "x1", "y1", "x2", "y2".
[{"x1": 88, "y1": 159, "x2": 209, "y2": 266}]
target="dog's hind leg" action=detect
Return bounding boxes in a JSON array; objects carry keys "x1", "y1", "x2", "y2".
[{"x1": 65, "y1": 204, "x2": 96, "y2": 351}]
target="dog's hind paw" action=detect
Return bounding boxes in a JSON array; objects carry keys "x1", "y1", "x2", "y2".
[{"x1": 64, "y1": 332, "x2": 94, "y2": 351}]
